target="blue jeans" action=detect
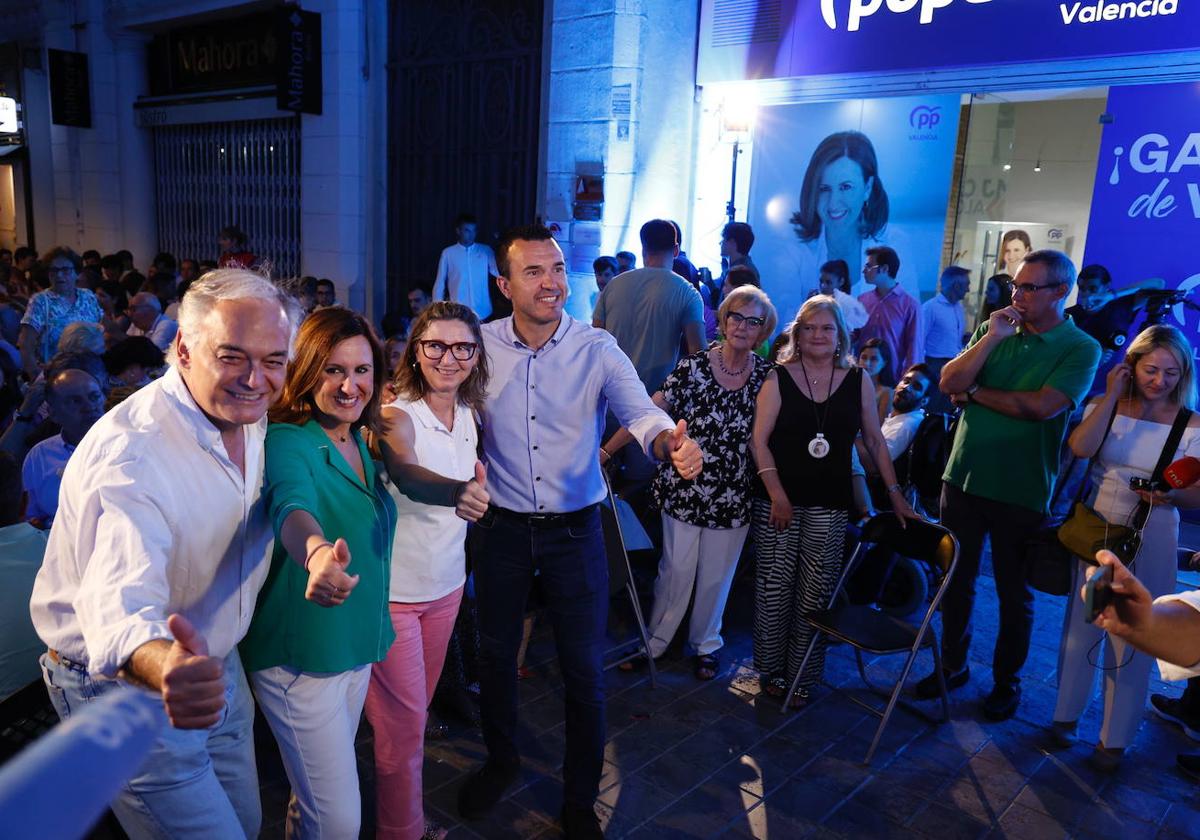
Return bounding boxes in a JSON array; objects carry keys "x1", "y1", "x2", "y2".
[
  {"x1": 470, "y1": 506, "x2": 608, "y2": 808},
  {"x1": 41, "y1": 649, "x2": 260, "y2": 839}
]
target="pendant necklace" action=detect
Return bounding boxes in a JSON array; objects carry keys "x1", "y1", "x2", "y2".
[{"x1": 798, "y1": 355, "x2": 834, "y2": 459}]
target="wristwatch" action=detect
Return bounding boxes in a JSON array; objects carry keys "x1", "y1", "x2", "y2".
[{"x1": 964, "y1": 383, "x2": 980, "y2": 403}]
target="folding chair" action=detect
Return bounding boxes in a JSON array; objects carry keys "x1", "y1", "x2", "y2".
[
  {"x1": 599, "y1": 472, "x2": 658, "y2": 687},
  {"x1": 782, "y1": 515, "x2": 959, "y2": 763}
]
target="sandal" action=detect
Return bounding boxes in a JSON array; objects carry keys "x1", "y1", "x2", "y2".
[{"x1": 694, "y1": 653, "x2": 719, "y2": 681}]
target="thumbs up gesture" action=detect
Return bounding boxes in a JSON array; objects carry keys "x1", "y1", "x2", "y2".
[
  {"x1": 160, "y1": 613, "x2": 226, "y2": 730},
  {"x1": 662, "y1": 419, "x2": 704, "y2": 481},
  {"x1": 456, "y1": 460, "x2": 491, "y2": 522},
  {"x1": 305, "y1": 537, "x2": 359, "y2": 608}
]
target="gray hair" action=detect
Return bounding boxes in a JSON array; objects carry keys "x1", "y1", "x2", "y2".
[
  {"x1": 168, "y1": 268, "x2": 301, "y2": 365},
  {"x1": 57, "y1": 321, "x2": 106, "y2": 356},
  {"x1": 130, "y1": 291, "x2": 162, "y2": 314},
  {"x1": 1023, "y1": 249, "x2": 1077, "y2": 294}
]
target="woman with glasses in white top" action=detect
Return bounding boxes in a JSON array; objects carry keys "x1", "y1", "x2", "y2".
[{"x1": 369, "y1": 301, "x2": 491, "y2": 840}]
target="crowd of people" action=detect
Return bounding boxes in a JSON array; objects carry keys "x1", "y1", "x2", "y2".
[{"x1": 2, "y1": 207, "x2": 1199, "y2": 839}]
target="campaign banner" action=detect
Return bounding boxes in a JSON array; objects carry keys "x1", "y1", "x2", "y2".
[
  {"x1": 747, "y1": 94, "x2": 961, "y2": 330},
  {"x1": 699, "y1": 0, "x2": 1200, "y2": 83},
  {"x1": 1083, "y1": 82, "x2": 1200, "y2": 339}
]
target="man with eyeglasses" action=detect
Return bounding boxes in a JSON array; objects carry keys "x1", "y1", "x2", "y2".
[
  {"x1": 915, "y1": 249, "x2": 1099, "y2": 721},
  {"x1": 857, "y1": 246, "x2": 923, "y2": 385},
  {"x1": 459, "y1": 224, "x2": 703, "y2": 839}
]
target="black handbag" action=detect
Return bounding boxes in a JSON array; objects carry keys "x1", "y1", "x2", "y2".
[{"x1": 1027, "y1": 404, "x2": 1191, "y2": 595}]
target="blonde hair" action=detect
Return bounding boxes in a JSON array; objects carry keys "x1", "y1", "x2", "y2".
[
  {"x1": 1125, "y1": 324, "x2": 1197, "y2": 409},
  {"x1": 718, "y1": 285, "x2": 778, "y2": 341},
  {"x1": 777, "y1": 295, "x2": 852, "y2": 369}
]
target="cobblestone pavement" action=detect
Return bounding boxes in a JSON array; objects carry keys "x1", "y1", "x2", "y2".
[{"x1": 259, "y1": 530, "x2": 1200, "y2": 839}]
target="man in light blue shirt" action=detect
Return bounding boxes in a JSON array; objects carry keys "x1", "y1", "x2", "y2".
[{"x1": 459, "y1": 224, "x2": 702, "y2": 838}]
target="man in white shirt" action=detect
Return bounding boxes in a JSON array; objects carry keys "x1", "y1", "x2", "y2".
[
  {"x1": 21, "y1": 367, "x2": 106, "y2": 526},
  {"x1": 856, "y1": 363, "x2": 933, "y2": 478},
  {"x1": 29, "y1": 269, "x2": 298, "y2": 839},
  {"x1": 126, "y1": 291, "x2": 179, "y2": 351},
  {"x1": 922, "y1": 266, "x2": 970, "y2": 411},
  {"x1": 432, "y1": 213, "x2": 500, "y2": 320}
]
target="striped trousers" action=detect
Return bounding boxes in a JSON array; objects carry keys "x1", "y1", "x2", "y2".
[{"x1": 751, "y1": 499, "x2": 848, "y2": 691}]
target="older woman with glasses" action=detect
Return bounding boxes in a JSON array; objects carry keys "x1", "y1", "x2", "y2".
[
  {"x1": 610, "y1": 286, "x2": 776, "y2": 680},
  {"x1": 19, "y1": 247, "x2": 103, "y2": 379},
  {"x1": 368, "y1": 301, "x2": 490, "y2": 840}
]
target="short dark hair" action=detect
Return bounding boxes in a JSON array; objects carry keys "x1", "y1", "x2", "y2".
[
  {"x1": 616, "y1": 251, "x2": 635, "y2": 264},
  {"x1": 1079, "y1": 264, "x2": 1113, "y2": 288},
  {"x1": 315, "y1": 278, "x2": 335, "y2": 291},
  {"x1": 115, "y1": 249, "x2": 133, "y2": 269},
  {"x1": 100, "y1": 254, "x2": 124, "y2": 275},
  {"x1": 0, "y1": 453, "x2": 20, "y2": 527},
  {"x1": 668, "y1": 220, "x2": 684, "y2": 244},
  {"x1": 218, "y1": 226, "x2": 247, "y2": 248},
  {"x1": 640, "y1": 219, "x2": 678, "y2": 253},
  {"x1": 722, "y1": 222, "x2": 755, "y2": 255},
  {"x1": 152, "y1": 251, "x2": 177, "y2": 272},
  {"x1": 593, "y1": 256, "x2": 618, "y2": 274},
  {"x1": 724, "y1": 265, "x2": 759, "y2": 290},
  {"x1": 903, "y1": 362, "x2": 932, "y2": 382},
  {"x1": 866, "y1": 246, "x2": 900, "y2": 278},
  {"x1": 13, "y1": 246, "x2": 35, "y2": 263},
  {"x1": 940, "y1": 265, "x2": 970, "y2": 289},
  {"x1": 496, "y1": 224, "x2": 555, "y2": 278},
  {"x1": 819, "y1": 259, "x2": 850, "y2": 293},
  {"x1": 103, "y1": 336, "x2": 164, "y2": 376},
  {"x1": 455, "y1": 213, "x2": 477, "y2": 227},
  {"x1": 97, "y1": 280, "x2": 129, "y2": 313},
  {"x1": 81, "y1": 249, "x2": 100, "y2": 262}
]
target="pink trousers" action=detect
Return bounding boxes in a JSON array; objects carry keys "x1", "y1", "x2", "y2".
[{"x1": 365, "y1": 586, "x2": 464, "y2": 840}]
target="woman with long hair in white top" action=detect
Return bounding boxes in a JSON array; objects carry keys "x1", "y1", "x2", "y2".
[{"x1": 368, "y1": 301, "x2": 491, "y2": 840}]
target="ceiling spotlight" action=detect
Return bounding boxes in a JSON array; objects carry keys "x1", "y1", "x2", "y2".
[
  {"x1": 1002, "y1": 163, "x2": 1012, "y2": 171},
  {"x1": 1034, "y1": 161, "x2": 1042, "y2": 172}
]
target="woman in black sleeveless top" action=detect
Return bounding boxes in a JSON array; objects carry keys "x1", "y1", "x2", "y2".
[{"x1": 751, "y1": 296, "x2": 915, "y2": 706}]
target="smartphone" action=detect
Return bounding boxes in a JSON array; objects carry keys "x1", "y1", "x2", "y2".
[{"x1": 1083, "y1": 564, "x2": 1114, "y2": 623}]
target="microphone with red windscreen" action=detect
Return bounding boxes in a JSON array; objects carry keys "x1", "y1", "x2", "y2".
[{"x1": 1163, "y1": 456, "x2": 1200, "y2": 490}]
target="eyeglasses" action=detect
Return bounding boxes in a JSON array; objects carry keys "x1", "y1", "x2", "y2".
[
  {"x1": 1007, "y1": 280, "x2": 1063, "y2": 296},
  {"x1": 726, "y1": 311, "x2": 765, "y2": 328},
  {"x1": 48, "y1": 265, "x2": 76, "y2": 275},
  {"x1": 417, "y1": 340, "x2": 478, "y2": 361}
]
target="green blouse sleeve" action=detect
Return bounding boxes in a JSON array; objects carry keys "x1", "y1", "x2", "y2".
[{"x1": 264, "y1": 422, "x2": 320, "y2": 540}]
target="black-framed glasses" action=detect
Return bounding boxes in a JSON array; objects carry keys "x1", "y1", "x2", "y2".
[
  {"x1": 47, "y1": 264, "x2": 76, "y2": 275},
  {"x1": 726, "y1": 311, "x2": 765, "y2": 329},
  {"x1": 417, "y1": 340, "x2": 478, "y2": 361},
  {"x1": 1007, "y1": 280, "x2": 1063, "y2": 295}
]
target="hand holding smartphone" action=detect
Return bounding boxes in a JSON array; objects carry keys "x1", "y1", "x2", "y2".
[{"x1": 1084, "y1": 564, "x2": 1115, "y2": 624}]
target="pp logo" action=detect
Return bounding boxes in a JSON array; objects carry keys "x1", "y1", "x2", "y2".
[
  {"x1": 909, "y1": 106, "x2": 941, "y2": 131},
  {"x1": 821, "y1": 0, "x2": 995, "y2": 32},
  {"x1": 1047, "y1": 228, "x2": 1064, "y2": 241}
]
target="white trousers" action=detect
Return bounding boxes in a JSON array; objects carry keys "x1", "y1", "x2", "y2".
[
  {"x1": 646, "y1": 512, "x2": 749, "y2": 658},
  {"x1": 250, "y1": 664, "x2": 371, "y2": 839},
  {"x1": 1052, "y1": 504, "x2": 1178, "y2": 749}
]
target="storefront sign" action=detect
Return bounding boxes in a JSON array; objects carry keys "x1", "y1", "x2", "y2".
[
  {"x1": 276, "y1": 7, "x2": 322, "y2": 115},
  {"x1": 699, "y1": 0, "x2": 1200, "y2": 82},
  {"x1": 1084, "y1": 81, "x2": 1200, "y2": 335},
  {"x1": 148, "y1": 11, "x2": 279, "y2": 95},
  {"x1": 746, "y1": 94, "x2": 961, "y2": 327},
  {"x1": 48, "y1": 49, "x2": 91, "y2": 128}
]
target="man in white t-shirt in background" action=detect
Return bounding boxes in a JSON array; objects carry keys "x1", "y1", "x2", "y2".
[{"x1": 433, "y1": 213, "x2": 500, "y2": 320}]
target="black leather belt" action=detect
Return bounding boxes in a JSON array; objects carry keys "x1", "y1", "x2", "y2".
[
  {"x1": 48, "y1": 648, "x2": 88, "y2": 672},
  {"x1": 489, "y1": 504, "x2": 598, "y2": 528}
]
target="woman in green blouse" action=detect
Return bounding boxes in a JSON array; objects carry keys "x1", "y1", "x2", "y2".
[{"x1": 240, "y1": 307, "x2": 397, "y2": 839}]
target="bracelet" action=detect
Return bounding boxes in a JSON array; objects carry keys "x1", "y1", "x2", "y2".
[
  {"x1": 599, "y1": 447, "x2": 611, "y2": 460},
  {"x1": 887, "y1": 483, "x2": 902, "y2": 494},
  {"x1": 304, "y1": 541, "x2": 334, "y2": 572},
  {"x1": 757, "y1": 467, "x2": 778, "y2": 476}
]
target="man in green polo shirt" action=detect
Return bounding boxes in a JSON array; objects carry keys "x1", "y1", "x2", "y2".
[{"x1": 915, "y1": 250, "x2": 1100, "y2": 721}]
